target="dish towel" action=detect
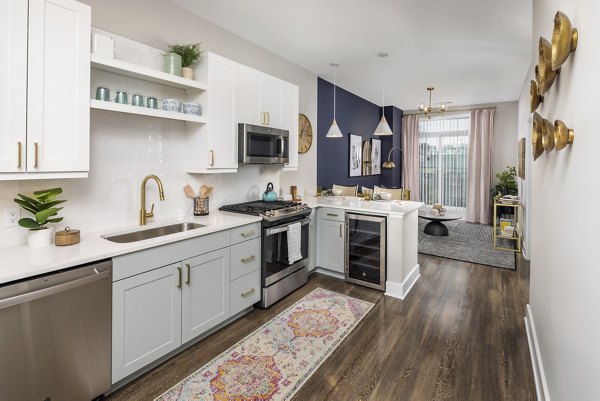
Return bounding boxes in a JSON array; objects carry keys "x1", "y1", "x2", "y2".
[{"x1": 287, "y1": 222, "x2": 302, "y2": 265}]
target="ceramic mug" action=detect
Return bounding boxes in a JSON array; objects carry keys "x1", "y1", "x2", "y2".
[
  {"x1": 95, "y1": 86, "x2": 110, "y2": 102},
  {"x1": 131, "y1": 94, "x2": 144, "y2": 107},
  {"x1": 114, "y1": 89, "x2": 129, "y2": 105},
  {"x1": 147, "y1": 97, "x2": 158, "y2": 109}
]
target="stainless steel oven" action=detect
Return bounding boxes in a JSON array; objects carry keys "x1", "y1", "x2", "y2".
[
  {"x1": 239, "y1": 123, "x2": 289, "y2": 164},
  {"x1": 261, "y1": 216, "x2": 310, "y2": 307}
]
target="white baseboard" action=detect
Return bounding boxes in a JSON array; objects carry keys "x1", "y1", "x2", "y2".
[
  {"x1": 314, "y1": 267, "x2": 345, "y2": 280},
  {"x1": 384, "y1": 264, "x2": 420, "y2": 300},
  {"x1": 525, "y1": 304, "x2": 550, "y2": 401}
]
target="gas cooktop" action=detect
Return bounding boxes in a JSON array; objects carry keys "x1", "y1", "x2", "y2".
[{"x1": 219, "y1": 200, "x2": 310, "y2": 222}]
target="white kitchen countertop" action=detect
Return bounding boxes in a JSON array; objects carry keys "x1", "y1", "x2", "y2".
[
  {"x1": 0, "y1": 211, "x2": 261, "y2": 285},
  {"x1": 0, "y1": 198, "x2": 424, "y2": 285},
  {"x1": 304, "y1": 196, "x2": 423, "y2": 217}
]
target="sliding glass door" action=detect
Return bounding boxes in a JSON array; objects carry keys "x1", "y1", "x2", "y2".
[{"x1": 419, "y1": 116, "x2": 469, "y2": 211}]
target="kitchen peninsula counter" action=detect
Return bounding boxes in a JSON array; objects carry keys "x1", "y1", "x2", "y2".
[{"x1": 306, "y1": 195, "x2": 424, "y2": 300}]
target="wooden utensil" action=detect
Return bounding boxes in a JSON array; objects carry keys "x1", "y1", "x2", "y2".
[
  {"x1": 199, "y1": 185, "x2": 208, "y2": 198},
  {"x1": 183, "y1": 185, "x2": 196, "y2": 198},
  {"x1": 204, "y1": 187, "x2": 213, "y2": 198}
]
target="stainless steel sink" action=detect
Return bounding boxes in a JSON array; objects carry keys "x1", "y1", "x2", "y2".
[{"x1": 102, "y1": 222, "x2": 206, "y2": 243}]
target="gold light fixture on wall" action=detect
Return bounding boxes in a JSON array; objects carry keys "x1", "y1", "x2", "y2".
[
  {"x1": 551, "y1": 11, "x2": 578, "y2": 70},
  {"x1": 326, "y1": 62, "x2": 343, "y2": 138},
  {"x1": 382, "y1": 146, "x2": 402, "y2": 169},
  {"x1": 418, "y1": 87, "x2": 449, "y2": 119},
  {"x1": 373, "y1": 52, "x2": 393, "y2": 136}
]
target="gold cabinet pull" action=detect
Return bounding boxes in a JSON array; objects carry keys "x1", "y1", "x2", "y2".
[
  {"x1": 241, "y1": 255, "x2": 255, "y2": 263},
  {"x1": 241, "y1": 288, "x2": 255, "y2": 298},
  {"x1": 339, "y1": 224, "x2": 342, "y2": 238},
  {"x1": 209, "y1": 150, "x2": 214, "y2": 166},
  {"x1": 185, "y1": 264, "x2": 191, "y2": 285},
  {"x1": 17, "y1": 142, "x2": 22, "y2": 168},
  {"x1": 327, "y1": 213, "x2": 338, "y2": 217},
  {"x1": 33, "y1": 142, "x2": 39, "y2": 168},
  {"x1": 241, "y1": 230, "x2": 255, "y2": 237},
  {"x1": 266, "y1": 112, "x2": 270, "y2": 126},
  {"x1": 177, "y1": 266, "x2": 182, "y2": 288},
  {"x1": 260, "y1": 112, "x2": 265, "y2": 125}
]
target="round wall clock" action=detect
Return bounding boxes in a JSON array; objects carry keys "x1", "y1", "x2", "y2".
[{"x1": 298, "y1": 113, "x2": 313, "y2": 154}]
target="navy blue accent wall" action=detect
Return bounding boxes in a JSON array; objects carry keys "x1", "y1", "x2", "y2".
[
  {"x1": 380, "y1": 106, "x2": 404, "y2": 188},
  {"x1": 317, "y1": 78, "x2": 404, "y2": 190}
]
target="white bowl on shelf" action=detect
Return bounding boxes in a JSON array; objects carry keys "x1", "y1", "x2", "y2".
[
  {"x1": 331, "y1": 189, "x2": 343, "y2": 196},
  {"x1": 379, "y1": 192, "x2": 392, "y2": 200}
]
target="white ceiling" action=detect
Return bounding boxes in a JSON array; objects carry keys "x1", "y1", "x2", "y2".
[{"x1": 170, "y1": 0, "x2": 532, "y2": 110}]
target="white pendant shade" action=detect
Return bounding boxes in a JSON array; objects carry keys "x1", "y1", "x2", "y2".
[
  {"x1": 326, "y1": 119, "x2": 343, "y2": 138},
  {"x1": 373, "y1": 115, "x2": 393, "y2": 136}
]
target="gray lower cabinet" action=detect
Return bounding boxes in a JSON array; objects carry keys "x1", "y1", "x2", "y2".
[
  {"x1": 111, "y1": 224, "x2": 260, "y2": 384},
  {"x1": 112, "y1": 263, "x2": 182, "y2": 383},
  {"x1": 317, "y1": 208, "x2": 345, "y2": 273},
  {"x1": 182, "y1": 248, "x2": 230, "y2": 343}
]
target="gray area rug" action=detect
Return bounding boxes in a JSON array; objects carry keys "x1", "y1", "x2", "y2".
[{"x1": 418, "y1": 219, "x2": 516, "y2": 270}]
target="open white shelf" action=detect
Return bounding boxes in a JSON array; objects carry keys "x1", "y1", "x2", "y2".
[
  {"x1": 90, "y1": 99, "x2": 206, "y2": 123},
  {"x1": 91, "y1": 53, "x2": 207, "y2": 92}
]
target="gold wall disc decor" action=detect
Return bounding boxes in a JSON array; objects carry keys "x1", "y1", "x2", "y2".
[
  {"x1": 537, "y1": 37, "x2": 560, "y2": 95},
  {"x1": 530, "y1": 79, "x2": 544, "y2": 113},
  {"x1": 553, "y1": 120, "x2": 575, "y2": 150},
  {"x1": 532, "y1": 112, "x2": 545, "y2": 161},
  {"x1": 551, "y1": 11, "x2": 578, "y2": 71},
  {"x1": 541, "y1": 116, "x2": 555, "y2": 152}
]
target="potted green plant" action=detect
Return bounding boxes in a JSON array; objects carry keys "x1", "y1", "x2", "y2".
[
  {"x1": 14, "y1": 187, "x2": 66, "y2": 248},
  {"x1": 167, "y1": 43, "x2": 202, "y2": 79},
  {"x1": 494, "y1": 166, "x2": 518, "y2": 197}
]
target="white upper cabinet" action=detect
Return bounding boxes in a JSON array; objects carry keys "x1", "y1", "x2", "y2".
[
  {"x1": 187, "y1": 52, "x2": 238, "y2": 173},
  {"x1": 0, "y1": 0, "x2": 91, "y2": 180},
  {"x1": 238, "y1": 66, "x2": 262, "y2": 126},
  {"x1": 259, "y1": 76, "x2": 284, "y2": 128},
  {"x1": 238, "y1": 65, "x2": 284, "y2": 129},
  {"x1": 0, "y1": 0, "x2": 27, "y2": 173}
]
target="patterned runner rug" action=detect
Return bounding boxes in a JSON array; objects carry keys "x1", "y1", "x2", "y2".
[{"x1": 155, "y1": 288, "x2": 374, "y2": 401}]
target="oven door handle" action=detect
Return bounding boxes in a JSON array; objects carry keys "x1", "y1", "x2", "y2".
[{"x1": 265, "y1": 218, "x2": 311, "y2": 236}]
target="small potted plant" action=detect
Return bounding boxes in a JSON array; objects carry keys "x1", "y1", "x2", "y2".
[
  {"x1": 494, "y1": 166, "x2": 518, "y2": 197},
  {"x1": 14, "y1": 187, "x2": 66, "y2": 248},
  {"x1": 167, "y1": 43, "x2": 202, "y2": 79}
]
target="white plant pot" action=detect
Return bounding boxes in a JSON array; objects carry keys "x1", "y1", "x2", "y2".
[
  {"x1": 27, "y1": 227, "x2": 54, "y2": 248},
  {"x1": 182, "y1": 67, "x2": 193, "y2": 80}
]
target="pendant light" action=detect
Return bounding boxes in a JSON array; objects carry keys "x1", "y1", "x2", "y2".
[
  {"x1": 374, "y1": 52, "x2": 393, "y2": 136},
  {"x1": 326, "y1": 63, "x2": 343, "y2": 138}
]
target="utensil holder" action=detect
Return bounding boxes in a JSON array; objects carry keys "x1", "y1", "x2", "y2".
[{"x1": 194, "y1": 197, "x2": 209, "y2": 216}]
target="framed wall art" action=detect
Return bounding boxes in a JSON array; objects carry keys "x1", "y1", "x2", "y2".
[
  {"x1": 371, "y1": 138, "x2": 381, "y2": 175},
  {"x1": 349, "y1": 134, "x2": 362, "y2": 177}
]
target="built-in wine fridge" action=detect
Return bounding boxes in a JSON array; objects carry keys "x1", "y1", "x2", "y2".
[{"x1": 345, "y1": 213, "x2": 386, "y2": 290}]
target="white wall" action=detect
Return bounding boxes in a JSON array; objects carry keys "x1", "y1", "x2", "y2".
[
  {"x1": 520, "y1": 1, "x2": 600, "y2": 400},
  {"x1": 0, "y1": 0, "x2": 317, "y2": 247}
]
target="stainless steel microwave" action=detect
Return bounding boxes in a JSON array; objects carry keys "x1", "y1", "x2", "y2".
[{"x1": 238, "y1": 123, "x2": 289, "y2": 164}]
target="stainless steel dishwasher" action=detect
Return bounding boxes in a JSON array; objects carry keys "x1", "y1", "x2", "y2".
[{"x1": 0, "y1": 260, "x2": 112, "y2": 401}]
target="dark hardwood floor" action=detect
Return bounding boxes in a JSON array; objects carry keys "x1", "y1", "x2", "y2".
[{"x1": 105, "y1": 255, "x2": 536, "y2": 401}]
